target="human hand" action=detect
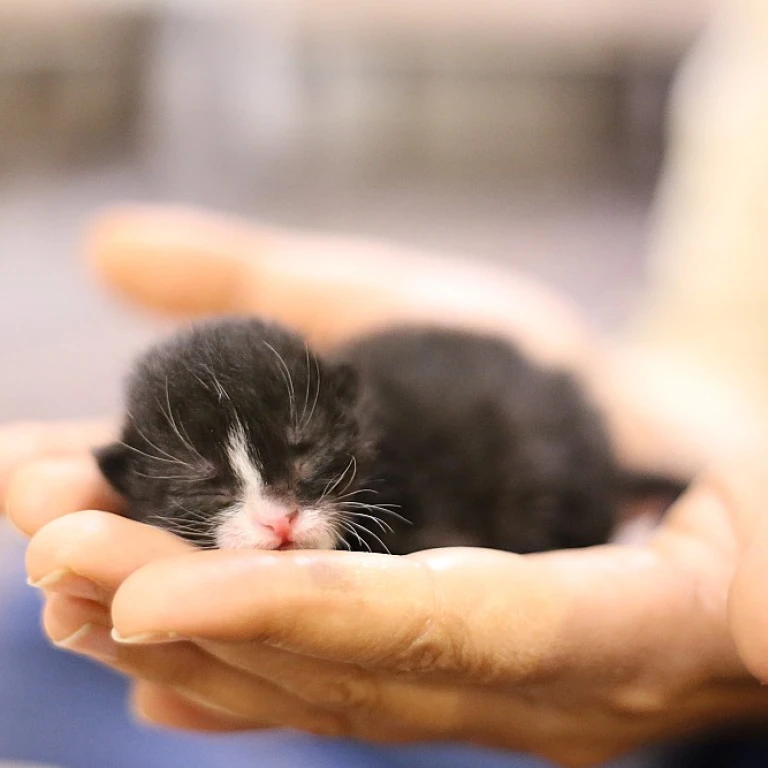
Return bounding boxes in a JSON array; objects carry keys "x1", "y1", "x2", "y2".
[
  {"x1": 4, "y1": 203, "x2": 764, "y2": 767},
  {"x1": 8, "y1": 455, "x2": 768, "y2": 767}
]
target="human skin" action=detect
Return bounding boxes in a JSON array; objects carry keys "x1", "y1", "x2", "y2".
[{"x1": 4, "y1": 206, "x2": 768, "y2": 767}]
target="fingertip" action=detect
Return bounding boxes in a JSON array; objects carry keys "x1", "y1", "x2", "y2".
[
  {"x1": 26, "y1": 509, "x2": 192, "y2": 592},
  {"x1": 26, "y1": 508, "x2": 120, "y2": 566},
  {"x1": 5, "y1": 456, "x2": 123, "y2": 537},
  {"x1": 5, "y1": 466, "x2": 36, "y2": 536},
  {"x1": 0, "y1": 420, "x2": 116, "y2": 500},
  {"x1": 5, "y1": 457, "x2": 77, "y2": 536}
]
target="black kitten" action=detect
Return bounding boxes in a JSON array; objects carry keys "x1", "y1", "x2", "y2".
[{"x1": 95, "y1": 317, "x2": 684, "y2": 554}]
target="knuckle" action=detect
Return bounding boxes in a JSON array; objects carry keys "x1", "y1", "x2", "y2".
[
  {"x1": 381, "y1": 565, "x2": 473, "y2": 676},
  {"x1": 398, "y1": 627, "x2": 452, "y2": 673},
  {"x1": 390, "y1": 612, "x2": 476, "y2": 676}
]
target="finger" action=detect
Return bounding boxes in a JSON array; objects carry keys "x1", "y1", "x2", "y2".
[
  {"x1": 44, "y1": 593, "x2": 754, "y2": 760},
  {"x1": 83, "y1": 205, "x2": 417, "y2": 347},
  {"x1": 84, "y1": 205, "x2": 596, "y2": 369},
  {"x1": 109, "y1": 547, "x2": 590, "y2": 682},
  {"x1": 127, "y1": 627, "x2": 546, "y2": 748},
  {"x1": 131, "y1": 682, "x2": 256, "y2": 733},
  {"x1": 0, "y1": 420, "x2": 113, "y2": 501},
  {"x1": 132, "y1": 633, "x2": 768, "y2": 758},
  {"x1": 6, "y1": 456, "x2": 123, "y2": 536},
  {"x1": 26, "y1": 510, "x2": 192, "y2": 600},
  {"x1": 47, "y1": 604, "x2": 335, "y2": 733},
  {"x1": 39, "y1": 573, "x2": 342, "y2": 734},
  {"x1": 112, "y1": 508, "x2": 739, "y2": 688},
  {"x1": 111, "y1": 549, "x2": 455, "y2": 669},
  {"x1": 84, "y1": 205, "x2": 257, "y2": 318},
  {"x1": 191, "y1": 635, "x2": 523, "y2": 745},
  {"x1": 43, "y1": 593, "x2": 118, "y2": 661}
]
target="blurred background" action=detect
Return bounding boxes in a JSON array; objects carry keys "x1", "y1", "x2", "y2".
[
  {"x1": 0, "y1": 0, "x2": 708, "y2": 424},
  {"x1": 0, "y1": 0, "x2": 720, "y2": 766}
]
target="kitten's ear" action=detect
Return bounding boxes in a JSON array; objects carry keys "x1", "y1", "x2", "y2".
[
  {"x1": 332, "y1": 362, "x2": 359, "y2": 404},
  {"x1": 93, "y1": 442, "x2": 132, "y2": 495}
]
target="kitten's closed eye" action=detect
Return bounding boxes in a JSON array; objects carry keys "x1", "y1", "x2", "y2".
[
  {"x1": 290, "y1": 440, "x2": 315, "y2": 456},
  {"x1": 182, "y1": 489, "x2": 233, "y2": 504}
]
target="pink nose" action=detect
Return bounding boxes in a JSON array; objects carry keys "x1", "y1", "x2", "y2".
[{"x1": 263, "y1": 510, "x2": 299, "y2": 542}]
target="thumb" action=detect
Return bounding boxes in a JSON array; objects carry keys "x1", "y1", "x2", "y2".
[{"x1": 83, "y1": 205, "x2": 264, "y2": 318}]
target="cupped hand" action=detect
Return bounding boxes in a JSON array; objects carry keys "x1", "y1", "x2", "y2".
[
  {"x1": 7, "y1": 451, "x2": 768, "y2": 767},
  {"x1": 3, "y1": 204, "x2": 767, "y2": 767}
]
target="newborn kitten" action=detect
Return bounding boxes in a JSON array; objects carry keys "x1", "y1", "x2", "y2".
[{"x1": 95, "y1": 317, "x2": 684, "y2": 554}]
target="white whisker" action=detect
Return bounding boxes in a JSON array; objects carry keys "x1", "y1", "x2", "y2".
[
  {"x1": 160, "y1": 378, "x2": 205, "y2": 463},
  {"x1": 338, "y1": 501, "x2": 410, "y2": 525},
  {"x1": 345, "y1": 518, "x2": 391, "y2": 555},
  {"x1": 341, "y1": 510, "x2": 393, "y2": 534},
  {"x1": 199, "y1": 362, "x2": 232, "y2": 404},
  {"x1": 133, "y1": 471, "x2": 207, "y2": 481},
  {"x1": 334, "y1": 488, "x2": 379, "y2": 501},
  {"x1": 302, "y1": 350, "x2": 322, "y2": 431},
  {"x1": 262, "y1": 340, "x2": 297, "y2": 428},
  {"x1": 340, "y1": 455, "x2": 357, "y2": 495},
  {"x1": 338, "y1": 520, "x2": 370, "y2": 552},
  {"x1": 168, "y1": 501, "x2": 222, "y2": 523},
  {"x1": 301, "y1": 341, "x2": 312, "y2": 427},
  {"x1": 321, "y1": 455, "x2": 355, "y2": 501},
  {"x1": 125, "y1": 412, "x2": 188, "y2": 466},
  {"x1": 190, "y1": 369, "x2": 214, "y2": 395}
]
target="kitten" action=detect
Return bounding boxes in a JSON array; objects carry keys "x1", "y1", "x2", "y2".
[{"x1": 95, "y1": 317, "x2": 684, "y2": 554}]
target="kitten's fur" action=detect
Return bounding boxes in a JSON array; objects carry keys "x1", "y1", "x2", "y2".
[{"x1": 96, "y1": 317, "x2": 684, "y2": 554}]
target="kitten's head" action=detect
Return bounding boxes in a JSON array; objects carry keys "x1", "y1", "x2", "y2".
[{"x1": 95, "y1": 318, "x2": 366, "y2": 550}]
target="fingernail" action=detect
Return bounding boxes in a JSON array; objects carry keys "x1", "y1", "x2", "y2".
[
  {"x1": 111, "y1": 629, "x2": 182, "y2": 645},
  {"x1": 27, "y1": 568, "x2": 107, "y2": 603},
  {"x1": 56, "y1": 623, "x2": 118, "y2": 660}
]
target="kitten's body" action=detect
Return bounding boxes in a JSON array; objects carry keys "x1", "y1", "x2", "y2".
[
  {"x1": 96, "y1": 318, "x2": 683, "y2": 554},
  {"x1": 338, "y1": 329, "x2": 619, "y2": 553}
]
